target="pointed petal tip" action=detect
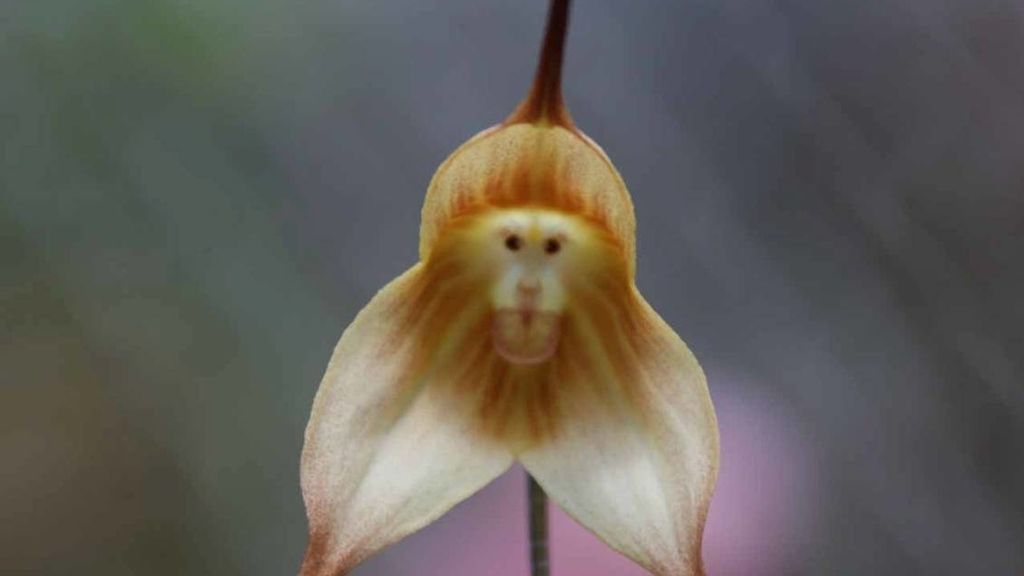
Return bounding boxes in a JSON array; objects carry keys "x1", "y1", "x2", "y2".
[
  {"x1": 297, "y1": 530, "x2": 337, "y2": 576},
  {"x1": 505, "y1": 0, "x2": 575, "y2": 129}
]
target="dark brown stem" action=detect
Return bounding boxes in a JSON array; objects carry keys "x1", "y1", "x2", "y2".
[
  {"x1": 506, "y1": 0, "x2": 574, "y2": 128},
  {"x1": 528, "y1": 474, "x2": 550, "y2": 576}
]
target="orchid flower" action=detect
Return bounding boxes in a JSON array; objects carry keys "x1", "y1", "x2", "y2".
[{"x1": 298, "y1": 2, "x2": 719, "y2": 575}]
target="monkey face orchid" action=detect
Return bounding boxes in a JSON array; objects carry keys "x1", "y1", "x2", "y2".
[{"x1": 299, "y1": 2, "x2": 719, "y2": 575}]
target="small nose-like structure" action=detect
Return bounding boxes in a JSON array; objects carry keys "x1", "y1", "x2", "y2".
[{"x1": 516, "y1": 277, "x2": 542, "y2": 303}]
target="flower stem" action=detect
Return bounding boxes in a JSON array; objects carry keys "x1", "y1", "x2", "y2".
[{"x1": 528, "y1": 474, "x2": 550, "y2": 576}]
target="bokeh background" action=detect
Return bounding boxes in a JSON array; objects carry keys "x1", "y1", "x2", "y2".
[{"x1": 3, "y1": 0, "x2": 1023, "y2": 574}]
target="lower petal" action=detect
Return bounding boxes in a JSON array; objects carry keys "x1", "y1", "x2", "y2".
[
  {"x1": 519, "y1": 289, "x2": 719, "y2": 576},
  {"x1": 300, "y1": 265, "x2": 514, "y2": 575}
]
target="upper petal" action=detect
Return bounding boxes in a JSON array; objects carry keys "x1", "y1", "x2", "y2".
[
  {"x1": 419, "y1": 123, "x2": 637, "y2": 278},
  {"x1": 299, "y1": 265, "x2": 514, "y2": 576},
  {"x1": 519, "y1": 288, "x2": 719, "y2": 576}
]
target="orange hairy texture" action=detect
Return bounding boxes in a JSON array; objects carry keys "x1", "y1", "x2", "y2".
[
  {"x1": 383, "y1": 208, "x2": 658, "y2": 452},
  {"x1": 419, "y1": 123, "x2": 638, "y2": 279}
]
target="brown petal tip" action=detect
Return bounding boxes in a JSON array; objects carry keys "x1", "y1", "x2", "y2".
[{"x1": 505, "y1": 0, "x2": 575, "y2": 129}]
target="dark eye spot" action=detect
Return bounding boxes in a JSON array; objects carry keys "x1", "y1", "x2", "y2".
[
  {"x1": 544, "y1": 238, "x2": 561, "y2": 255},
  {"x1": 505, "y1": 234, "x2": 523, "y2": 251}
]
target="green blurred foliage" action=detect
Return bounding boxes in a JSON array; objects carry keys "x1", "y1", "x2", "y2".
[{"x1": 2, "y1": 2, "x2": 343, "y2": 573}]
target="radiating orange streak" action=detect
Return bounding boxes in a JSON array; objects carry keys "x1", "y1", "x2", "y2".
[{"x1": 449, "y1": 146, "x2": 584, "y2": 213}]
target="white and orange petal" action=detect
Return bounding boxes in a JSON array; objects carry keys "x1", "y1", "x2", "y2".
[
  {"x1": 299, "y1": 266, "x2": 514, "y2": 576},
  {"x1": 299, "y1": 260, "x2": 718, "y2": 575},
  {"x1": 520, "y1": 289, "x2": 719, "y2": 576}
]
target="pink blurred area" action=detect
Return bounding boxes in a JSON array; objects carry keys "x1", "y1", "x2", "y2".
[
  {"x1": 702, "y1": 376, "x2": 819, "y2": 576},
  {"x1": 354, "y1": 377, "x2": 817, "y2": 576}
]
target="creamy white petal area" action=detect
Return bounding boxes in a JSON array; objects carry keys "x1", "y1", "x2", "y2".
[
  {"x1": 520, "y1": 290, "x2": 719, "y2": 576},
  {"x1": 299, "y1": 266, "x2": 514, "y2": 576}
]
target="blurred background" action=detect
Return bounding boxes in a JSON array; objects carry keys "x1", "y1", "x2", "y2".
[{"x1": 3, "y1": 0, "x2": 1022, "y2": 574}]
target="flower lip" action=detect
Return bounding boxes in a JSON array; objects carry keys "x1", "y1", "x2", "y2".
[{"x1": 492, "y1": 307, "x2": 562, "y2": 365}]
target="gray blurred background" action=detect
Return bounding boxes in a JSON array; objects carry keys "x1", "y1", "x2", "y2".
[{"x1": 2, "y1": 1, "x2": 1022, "y2": 574}]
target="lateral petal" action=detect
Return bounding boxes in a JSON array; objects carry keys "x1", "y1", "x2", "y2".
[
  {"x1": 299, "y1": 265, "x2": 514, "y2": 576},
  {"x1": 519, "y1": 289, "x2": 719, "y2": 576}
]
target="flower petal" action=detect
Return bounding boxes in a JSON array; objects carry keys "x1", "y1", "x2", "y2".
[
  {"x1": 299, "y1": 265, "x2": 514, "y2": 575},
  {"x1": 519, "y1": 289, "x2": 719, "y2": 576},
  {"x1": 420, "y1": 123, "x2": 637, "y2": 277}
]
